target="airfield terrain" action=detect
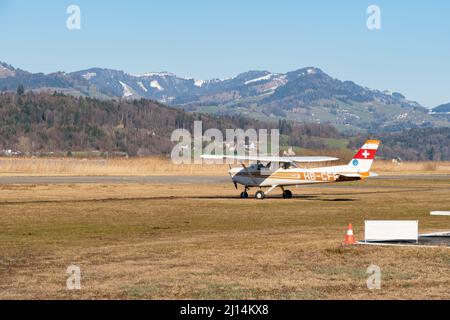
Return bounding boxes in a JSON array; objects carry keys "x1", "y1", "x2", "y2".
[{"x1": 0, "y1": 159, "x2": 449, "y2": 299}]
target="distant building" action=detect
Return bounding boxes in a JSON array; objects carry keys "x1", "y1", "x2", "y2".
[{"x1": 283, "y1": 147, "x2": 296, "y2": 157}]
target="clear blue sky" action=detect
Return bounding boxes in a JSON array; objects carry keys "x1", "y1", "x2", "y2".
[{"x1": 0, "y1": 0, "x2": 449, "y2": 107}]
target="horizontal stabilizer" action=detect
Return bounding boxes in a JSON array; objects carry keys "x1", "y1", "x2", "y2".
[
  {"x1": 336, "y1": 174, "x2": 362, "y2": 182},
  {"x1": 336, "y1": 171, "x2": 378, "y2": 181}
]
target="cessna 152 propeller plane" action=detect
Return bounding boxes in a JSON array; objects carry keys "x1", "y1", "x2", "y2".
[{"x1": 202, "y1": 140, "x2": 380, "y2": 199}]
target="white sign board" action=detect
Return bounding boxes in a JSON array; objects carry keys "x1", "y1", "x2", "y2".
[
  {"x1": 430, "y1": 211, "x2": 450, "y2": 216},
  {"x1": 365, "y1": 220, "x2": 418, "y2": 242}
]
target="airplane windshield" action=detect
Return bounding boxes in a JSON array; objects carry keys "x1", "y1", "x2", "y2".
[{"x1": 252, "y1": 163, "x2": 272, "y2": 171}]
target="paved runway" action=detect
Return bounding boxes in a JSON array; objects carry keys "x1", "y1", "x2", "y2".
[
  {"x1": 0, "y1": 174, "x2": 448, "y2": 185},
  {"x1": 0, "y1": 175, "x2": 229, "y2": 185}
]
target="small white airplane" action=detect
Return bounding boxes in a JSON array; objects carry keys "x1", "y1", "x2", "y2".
[{"x1": 202, "y1": 140, "x2": 380, "y2": 199}]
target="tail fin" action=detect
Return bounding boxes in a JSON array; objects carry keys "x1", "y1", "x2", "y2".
[{"x1": 348, "y1": 140, "x2": 380, "y2": 172}]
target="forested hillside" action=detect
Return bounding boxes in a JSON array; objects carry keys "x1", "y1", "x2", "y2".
[
  {"x1": 0, "y1": 92, "x2": 339, "y2": 156},
  {"x1": 349, "y1": 127, "x2": 450, "y2": 161}
]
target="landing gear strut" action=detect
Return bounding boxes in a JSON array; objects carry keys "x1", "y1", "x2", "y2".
[
  {"x1": 240, "y1": 187, "x2": 249, "y2": 199},
  {"x1": 240, "y1": 186, "x2": 293, "y2": 200}
]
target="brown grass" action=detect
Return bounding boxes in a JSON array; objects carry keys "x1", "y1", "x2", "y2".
[
  {"x1": 0, "y1": 157, "x2": 228, "y2": 176},
  {"x1": 0, "y1": 178, "x2": 449, "y2": 299},
  {"x1": 372, "y1": 160, "x2": 450, "y2": 174},
  {"x1": 0, "y1": 157, "x2": 449, "y2": 177}
]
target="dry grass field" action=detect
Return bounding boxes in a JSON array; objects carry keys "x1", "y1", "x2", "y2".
[
  {"x1": 0, "y1": 177, "x2": 449, "y2": 299},
  {"x1": 0, "y1": 157, "x2": 449, "y2": 176},
  {"x1": 0, "y1": 157, "x2": 228, "y2": 176}
]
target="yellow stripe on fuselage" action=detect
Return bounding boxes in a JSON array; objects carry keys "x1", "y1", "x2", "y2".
[
  {"x1": 234, "y1": 170, "x2": 370, "y2": 182},
  {"x1": 236, "y1": 171, "x2": 334, "y2": 182}
]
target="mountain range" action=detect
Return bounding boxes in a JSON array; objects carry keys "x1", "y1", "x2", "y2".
[
  {"x1": 432, "y1": 103, "x2": 450, "y2": 114},
  {"x1": 1, "y1": 61, "x2": 449, "y2": 132}
]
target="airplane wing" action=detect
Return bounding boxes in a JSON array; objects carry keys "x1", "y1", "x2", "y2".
[
  {"x1": 201, "y1": 155, "x2": 339, "y2": 163},
  {"x1": 288, "y1": 156, "x2": 339, "y2": 163}
]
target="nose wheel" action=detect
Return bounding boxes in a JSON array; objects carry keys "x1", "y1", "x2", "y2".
[{"x1": 240, "y1": 191, "x2": 249, "y2": 199}]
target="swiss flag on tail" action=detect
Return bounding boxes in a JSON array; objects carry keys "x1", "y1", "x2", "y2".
[
  {"x1": 353, "y1": 148, "x2": 376, "y2": 160},
  {"x1": 348, "y1": 140, "x2": 380, "y2": 172}
]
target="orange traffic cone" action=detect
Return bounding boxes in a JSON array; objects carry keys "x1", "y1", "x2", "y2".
[{"x1": 343, "y1": 223, "x2": 356, "y2": 245}]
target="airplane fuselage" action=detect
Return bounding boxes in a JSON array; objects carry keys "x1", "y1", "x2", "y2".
[
  {"x1": 204, "y1": 139, "x2": 380, "y2": 199},
  {"x1": 229, "y1": 165, "x2": 363, "y2": 187}
]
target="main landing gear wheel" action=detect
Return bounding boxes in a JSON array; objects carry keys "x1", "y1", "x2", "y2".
[
  {"x1": 282, "y1": 190, "x2": 293, "y2": 199},
  {"x1": 240, "y1": 191, "x2": 249, "y2": 199},
  {"x1": 255, "y1": 191, "x2": 265, "y2": 200}
]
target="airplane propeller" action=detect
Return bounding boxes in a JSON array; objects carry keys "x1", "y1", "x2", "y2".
[
  {"x1": 240, "y1": 163, "x2": 257, "y2": 185},
  {"x1": 227, "y1": 164, "x2": 238, "y2": 189}
]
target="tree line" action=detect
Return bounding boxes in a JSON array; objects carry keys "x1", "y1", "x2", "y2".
[
  {"x1": 349, "y1": 127, "x2": 450, "y2": 161},
  {"x1": 0, "y1": 92, "x2": 340, "y2": 156}
]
